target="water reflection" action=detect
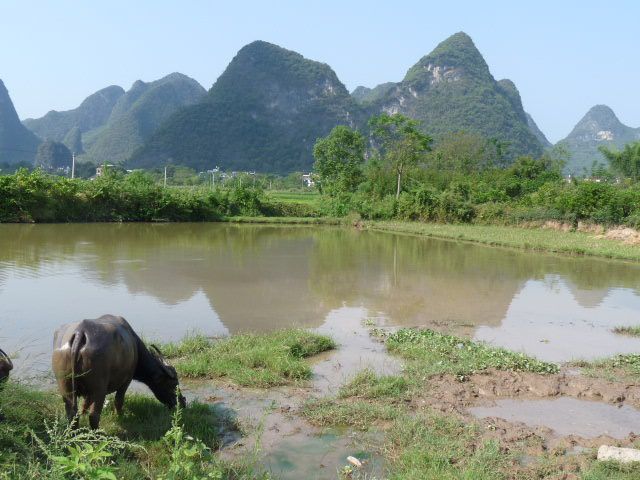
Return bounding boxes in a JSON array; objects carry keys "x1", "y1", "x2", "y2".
[{"x1": 1, "y1": 223, "x2": 640, "y2": 374}]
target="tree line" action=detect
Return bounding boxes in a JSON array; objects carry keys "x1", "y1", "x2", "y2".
[{"x1": 312, "y1": 113, "x2": 640, "y2": 227}]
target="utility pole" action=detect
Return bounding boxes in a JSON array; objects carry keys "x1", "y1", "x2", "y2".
[
  {"x1": 71, "y1": 152, "x2": 76, "y2": 179},
  {"x1": 164, "y1": 166, "x2": 167, "y2": 187}
]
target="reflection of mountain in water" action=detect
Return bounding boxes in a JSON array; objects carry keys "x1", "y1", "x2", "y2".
[{"x1": 1, "y1": 224, "x2": 640, "y2": 335}]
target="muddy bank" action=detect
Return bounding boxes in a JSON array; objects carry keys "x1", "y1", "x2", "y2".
[
  {"x1": 534, "y1": 220, "x2": 640, "y2": 246},
  {"x1": 408, "y1": 368, "x2": 640, "y2": 452}
]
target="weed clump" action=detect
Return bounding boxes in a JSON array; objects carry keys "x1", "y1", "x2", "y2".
[
  {"x1": 613, "y1": 326, "x2": 640, "y2": 337},
  {"x1": 163, "y1": 329, "x2": 335, "y2": 387},
  {"x1": 386, "y1": 328, "x2": 558, "y2": 375}
]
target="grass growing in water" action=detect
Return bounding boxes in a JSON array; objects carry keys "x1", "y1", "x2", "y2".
[
  {"x1": 613, "y1": 326, "x2": 640, "y2": 337},
  {"x1": 162, "y1": 329, "x2": 335, "y2": 387},
  {"x1": 386, "y1": 328, "x2": 559, "y2": 376}
]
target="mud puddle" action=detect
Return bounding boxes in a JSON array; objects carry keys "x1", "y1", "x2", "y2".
[
  {"x1": 184, "y1": 307, "x2": 397, "y2": 479},
  {"x1": 311, "y1": 306, "x2": 401, "y2": 394},
  {"x1": 470, "y1": 397, "x2": 640, "y2": 440}
]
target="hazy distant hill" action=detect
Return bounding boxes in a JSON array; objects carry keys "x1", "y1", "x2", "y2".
[
  {"x1": 23, "y1": 85, "x2": 125, "y2": 152},
  {"x1": 357, "y1": 33, "x2": 543, "y2": 160},
  {"x1": 129, "y1": 41, "x2": 362, "y2": 173},
  {"x1": 0, "y1": 79, "x2": 41, "y2": 164},
  {"x1": 525, "y1": 113, "x2": 551, "y2": 148},
  {"x1": 558, "y1": 105, "x2": 640, "y2": 174},
  {"x1": 351, "y1": 82, "x2": 396, "y2": 104},
  {"x1": 83, "y1": 73, "x2": 206, "y2": 164}
]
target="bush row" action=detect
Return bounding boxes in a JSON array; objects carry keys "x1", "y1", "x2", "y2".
[
  {"x1": 318, "y1": 181, "x2": 640, "y2": 228},
  {"x1": 0, "y1": 170, "x2": 268, "y2": 223}
]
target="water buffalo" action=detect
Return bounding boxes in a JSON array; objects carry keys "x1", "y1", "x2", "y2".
[
  {"x1": 0, "y1": 348, "x2": 12, "y2": 382},
  {"x1": 52, "y1": 314, "x2": 186, "y2": 429}
]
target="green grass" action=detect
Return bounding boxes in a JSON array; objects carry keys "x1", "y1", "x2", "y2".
[
  {"x1": 613, "y1": 326, "x2": 640, "y2": 337},
  {"x1": 338, "y1": 369, "x2": 409, "y2": 400},
  {"x1": 582, "y1": 461, "x2": 640, "y2": 480},
  {"x1": 386, "y1": 328, "x2": 559, "y2": 377},
  {"x1": 222, "y1": 215, "x2": 341, "y2": 225},
  {"x1": 162, "y1": 329, "x2": 335, "y2": 387},
  {"x1": 384, "y1": 413, "x2": 509, "y2": 480},
  {"x1": 574, "y1": 354, "x2": 640, "y2": 383},
  {"x1": 301, "y1": 397, "x2": 400, "y2": 430},
  {"x1": 301, "y1": 369, "x2": 408, "y2": 430},
  {"x1": 0, "y1": 382, "x2": 262, "y2": 479},
  {"x1": 368, "y1": 221, "x2": 640, "y2": 261},
  {"x1": 265, "y1": 191, "x2": 321, "y2": 206}
]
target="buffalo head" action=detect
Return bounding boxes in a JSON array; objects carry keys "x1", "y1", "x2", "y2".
[{"x1": 149, "y1": 345, "x2": 186, "y2": 409}]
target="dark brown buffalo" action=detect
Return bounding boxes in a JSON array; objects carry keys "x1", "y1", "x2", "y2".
[
  {"x1": 0, "y1": 348, "x2": 12, "y2": 382},
  {"x1": 52, "y1": 314, "x2": 186, "y2": 429}
]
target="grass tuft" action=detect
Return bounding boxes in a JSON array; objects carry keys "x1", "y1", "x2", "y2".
[
  {"x1": 613, "y1": 326, "x2": 640, "y2": 337},
  {"x1": 301, "y1": 397, "x2": 400, "y2": 430},
  {"x1": 575, "y1": 353, "x2": 640, "y2": 383},
  {"x1": 386, "y1": 328, "x2": 559, "y2": 376},
  {"x1": 384, "y1": 413, "x2": 509, "y2": 480},
  {"x1": 163, "y1": 329, "x2": 335, "y2": 387},
  {"x1": 338, "y1": 369, "x2": 408, "y2": 400}
]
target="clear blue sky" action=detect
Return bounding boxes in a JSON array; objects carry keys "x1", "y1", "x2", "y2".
[{"x1": 1, "y1": 0, "x2": 638, "y2": 142}]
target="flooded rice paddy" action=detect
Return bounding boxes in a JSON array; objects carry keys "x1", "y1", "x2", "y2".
[
  {"x1": 3, "y1": 223, "x2": 640, "y2": 475},
  {"x1": 2, "y1": 223, "x2": 640, "y2": 373}
]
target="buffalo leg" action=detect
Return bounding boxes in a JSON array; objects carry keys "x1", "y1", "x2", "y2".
[
  {"x1": 114, "y1": 381, "x2": 130, "y2": 416},
  {"x1": 63, "y1": 395, "x2": 79, "y2": 428},
  {"x1": 88, "y1": 392, "x2": 106, "y2": 430},
  {"x1": 81, "y1": 396, "x2": 91, "y2": 415}
]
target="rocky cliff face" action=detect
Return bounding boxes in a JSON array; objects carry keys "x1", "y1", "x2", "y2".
[
  {"x1": 359, "y1": 33, "x2": 544, "y2": 160},
  {"x1": 133, "y1": 33, "x2": 544, "y2": 172},
  {"x1": 130, "y1": 41, "x2": 362, "y2": 173},
  {"x1": 0, "y1": 79, "x2": 41, "y2": 165},
  {"x1": 558, "y1": 105, "x2": 640, "y2": 174}
]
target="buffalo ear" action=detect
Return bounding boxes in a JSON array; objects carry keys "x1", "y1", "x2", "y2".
[
  {"x1": 149, "y1": 344, "x2": 177, "y2": 379},
  {"x1": 163, "y1": 365, "x2": 178, "y2": 380}
]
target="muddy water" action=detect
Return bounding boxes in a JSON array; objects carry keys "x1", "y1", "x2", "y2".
[
  {"x1": 469, "y1": 397, "x2": 640, "y2": 439},
  {"x1": 2, "y1": 223, "x2": 640, "y2": 374}
]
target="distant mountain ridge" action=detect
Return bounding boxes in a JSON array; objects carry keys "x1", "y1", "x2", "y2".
[
  {"x1": 23, "y1": 85, "x2": 125, "y2": 149},
  {"x1": 21, "y1": 32, "x2": 554, "y2": 173},
  {"x1": 558, "y1": 105, "x2": 640, "y2": 174},
  {"x1": 129, "y1": 41, "x2": 362, "y2": 173},
  {"x1": 132, "y1": 33, "x2": 544, "y2": 173},
  {"x1": 82, "y1": 72, "x2": 206, "y2": 164},
  {"x1": 0, "y1": 79, "x2": 41, "y2": 164},
  {"x1": 23, "y1": 74, "x2": 205, "y2": 165},
  {"x1": 353, "y1": 33, "x2": 543, "y2": 160}
]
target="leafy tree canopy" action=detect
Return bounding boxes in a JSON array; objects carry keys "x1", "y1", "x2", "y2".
[{"x1": 313, "y1": 125, "x2": 365, "y2": 196}]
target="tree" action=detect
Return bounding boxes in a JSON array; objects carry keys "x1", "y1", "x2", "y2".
[
  {"x1": 313, "y1": 125, "x2": 365, "y2": 196},
  {"x1": 429, "y1": 131, "x2": 497, "y2": 174},
  {"x1": 599, "y1": 142, "x2": 640, "y2": 182},
  {"x1": 369, "y1": 113, "x2": 432, "y2": 199}
]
